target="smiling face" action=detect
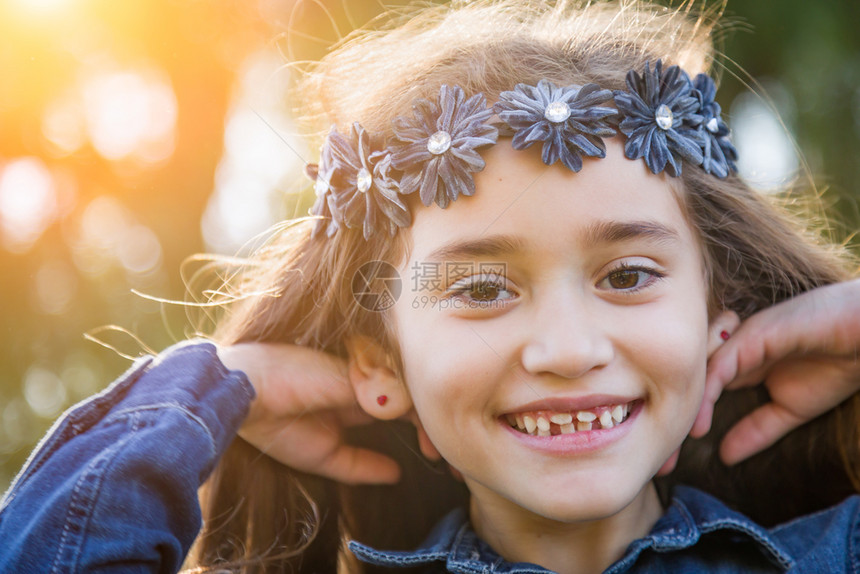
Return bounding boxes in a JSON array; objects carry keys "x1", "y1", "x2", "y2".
[{"x1": 387, "y1": 138, "x2": 712, "y2": 534}]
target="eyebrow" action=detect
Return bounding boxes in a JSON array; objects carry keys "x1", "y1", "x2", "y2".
[
  {"x1": 422, "y1": 220, "x2": 680, "y2": 263},
  {"x1": 424, "y1": 234, "x2": 527, "y2": 263},
  {"x1": 582, "y1": 220, "x2": 681, "y2": 248}
]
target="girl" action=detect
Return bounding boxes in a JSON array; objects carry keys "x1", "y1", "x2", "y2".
[{"x1": 2, "y1": 1, "x2": 860, "y2": 572}]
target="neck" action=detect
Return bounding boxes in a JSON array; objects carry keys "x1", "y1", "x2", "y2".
[{"x1": 469, "y1": 482, "x2": 663, "y2": 574}]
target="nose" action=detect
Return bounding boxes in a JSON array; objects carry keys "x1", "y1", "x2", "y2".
[{"x1": 519, "y1": 283, "x2": 614, "y2": 379}]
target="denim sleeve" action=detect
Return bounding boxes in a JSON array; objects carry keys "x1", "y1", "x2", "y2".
[{"x1": 0, "y1": 340, "x2": 255, "y2": 573}]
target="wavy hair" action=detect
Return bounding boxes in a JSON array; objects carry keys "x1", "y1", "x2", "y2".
[{"x1": 187, "y1": 1, "x2": 859, "y2": 572}]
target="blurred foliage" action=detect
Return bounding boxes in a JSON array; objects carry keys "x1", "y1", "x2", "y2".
[{"x1": 0, "y1": 0, "x2": 858, "y2": 491}]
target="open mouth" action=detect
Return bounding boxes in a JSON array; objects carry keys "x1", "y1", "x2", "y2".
[{"x1": 503, "y1": 400, "x2": 639, "y2": 437}]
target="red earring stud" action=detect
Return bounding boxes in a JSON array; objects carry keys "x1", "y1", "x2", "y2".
[
  {"x1": 720, "y1": 330, "x2": 730, "y2": 341},
  {"x1": 377, "y1": 395, "x2": 388, "y2": 406}
]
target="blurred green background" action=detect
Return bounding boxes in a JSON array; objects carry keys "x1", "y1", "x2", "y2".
[{"x1": 0, "y1": 0, "x2": 858, "y2": 491}]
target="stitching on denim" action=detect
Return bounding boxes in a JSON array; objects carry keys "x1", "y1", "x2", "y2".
[
  {"x1": 651, "y1": 500, "x2": 697, "y2": 549},
  {"x1": 447, "y1": 524, "x2": 484, "y2": 574},
  {"x1": 105, "y1": 402, "x2": 218, "y2": 462},
  {"x1": 49, "y1": 410, "x2": 142, "y2": 574},
  {"x1": 199, "y1": 344, "x2": 256, "y2": 403},
  {"x1": 1, "y1": 342, "x2": 244, "y2": 515},
  {"x1": 699, "y1": 517, "x2": 794, "y2": 570},
  {"x1": 348, "y1": 541, "x2": 448, "y2": 565},
  {"x1": 352, "y1": 545, "x2": 448, "y2": 565},
  {"x1": 850, "y1": 499, "x2": 860, "y2": 574},
  {"x1": 0, "y1": 357, "x2": 152, "y2": 512},
  {"x1": 151, "y1": 341, "x2": 255, "y2": 404},
  {"x1": 770, "y1": 502, "x2": 848, "y2": 534}
]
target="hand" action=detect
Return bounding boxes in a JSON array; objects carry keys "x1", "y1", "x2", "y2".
[
  {"x1": 217, "y1": 342, "x2": 431, "y2": 485},
  {"x1": 692, "y1": 279, "x2": 860, "y2": 465}
]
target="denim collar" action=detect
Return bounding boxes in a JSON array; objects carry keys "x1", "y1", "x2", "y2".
[{"x1": 348, "y1": 486, "x2": 795, "y2": 573}]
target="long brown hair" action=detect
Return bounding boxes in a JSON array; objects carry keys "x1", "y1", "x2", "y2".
[{"x1": 188, "y1": 1, "x2": 859, "y2": 571}]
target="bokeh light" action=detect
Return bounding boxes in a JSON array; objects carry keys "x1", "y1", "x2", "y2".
[
  {"x1": 42, "y1": 90, "x2": 88, "y2": 155},
  {"x1": 202, "y1": 49, "x2": 307, "y2": 254},
  {"x1": 81, "y1": 67, "x2": 178, "y2": 165},
  {"x1": 732, "y1": 84, "x2": 799, "y2": 193},
  {"x1": 70, "y1": 196, "x2": 163, "y2": 278},
  {"x1": 34, "y1": 259, "x2": 79, "y2": 316},
  {"x1": 0, "y1": 158, "x2": 58, "y2": 253},
  {"x1": 23, "y1": 366, "x2": 67, "y2": 419}
]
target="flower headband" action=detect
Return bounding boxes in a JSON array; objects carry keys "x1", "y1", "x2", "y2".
[{"x1": 308, "y1": 60, "x2": 738, "y2": 240}]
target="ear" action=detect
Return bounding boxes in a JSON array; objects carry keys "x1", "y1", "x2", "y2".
[
  {"x1": 706, "y1": 309, "x2": 740, "y2": 359},
  {"x1": 345, "y1": 334, "x2": 412, "y2": 420},
  {"x1": 689, "y1": 309, "x2": 741, "y2": 440}
]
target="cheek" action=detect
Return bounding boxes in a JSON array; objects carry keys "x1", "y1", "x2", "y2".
[{"x1": 615, "y1": 292, "x2": 709, "y2": 398}]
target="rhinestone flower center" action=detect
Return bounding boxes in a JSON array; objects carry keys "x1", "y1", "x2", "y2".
[
  {"x1": 314, "y1": 177, "x2": 329, "y2": 197},
  {"x1": 655, "y1": 104, "x2": 673, "y2": 130},
  {"x1": 427, "y1": 130, "x2": 452, "y2": 155},
  {"x1": 544, "y1": 101, "x2": 571, "y2": 123},
  {"x1": 706, "y1": 117, "x2": 719, "y2": 133},
  {"x1": 356, "y1": 168, "x2": 372, "y2": 193}
]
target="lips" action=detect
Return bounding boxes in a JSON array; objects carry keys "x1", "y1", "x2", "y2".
[{"x1": 503, "y1": 400, "x2": 640, "y2": 437}]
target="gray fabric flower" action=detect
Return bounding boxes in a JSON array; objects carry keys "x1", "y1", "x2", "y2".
[
  {"x1": 310, "y1": 123, "x2": 411, "y2": 240},
  {"x1": 494, "y1": 80, "x2": 617, "y2": 172},
  {"x1": 614, "y1": 60, "x2": 705, "y2": 177},
  {"x1": 309, "y1": 135, "x2": 339, "y2": 238},
  {"x1": 692, "y1": 73, "x2": 738, "y2": 178},
  {"x1": 390, "y1": 85, "x2": 498, "y2": 209}
]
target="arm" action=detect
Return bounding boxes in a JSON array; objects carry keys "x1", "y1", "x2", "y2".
[
  {"x1": 0, "y1": 341, "x2": 254, "y2": 573},
  {"x1": 0, "y1": 339, "x2": 432, "y2": 573}
]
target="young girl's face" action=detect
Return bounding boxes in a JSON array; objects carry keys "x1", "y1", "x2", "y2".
[{"x1": 389, "y1": 139, "x2": 712, "y2": 528}]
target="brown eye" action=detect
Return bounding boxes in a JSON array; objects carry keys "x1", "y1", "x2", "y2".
[
  {"x1": 607, "y1": 269, "x2": 642, "y2": 289},
  {"x1": 471, "y1": 283, "x2": 500, "y2": 301},
  {"x1": 446, "y1": 275, "x2": 516, "y2": 306}
]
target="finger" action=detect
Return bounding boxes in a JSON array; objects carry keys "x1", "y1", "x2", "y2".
[
  {"x1": 415, "y1": 418, "x2": 442, "y2": 461},
  {"x1": 711, "y1": 286, "x2": 855, "y2": 391},
  {"x1": 447, "y1": 463, "x2": 463, "y2": 482},
  {"x1": 707, "y1": 328, "x2": 781, "y2": 392},
  {"x1": 692, "y1": 312, "x2": 741, "y2": 438},
  {"x1": 719, "y1": 402, "x2": 806, "y2": 466},
  {"x1": 689, "y1": 397, "x2": 714, "y2": 438},
  {"x1": 336, "y1": 405, "x2": 378, "y2": 427},
  {"x1": 656, "y1": 447, "x2": 680, "y2": 476},
  {"x1": 401, "y1": 411, "x2": 441, "y2": 460},
  {"x1": 315, "y1": 445, "x2": 402, "y2": 485}
]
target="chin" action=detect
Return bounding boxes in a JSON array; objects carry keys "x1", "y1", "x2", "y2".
[{"x1": 510, "y1": 476, "x2": 654, "y2": 524}]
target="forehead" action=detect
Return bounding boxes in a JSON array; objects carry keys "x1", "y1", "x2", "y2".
[{"x1": 405, "y1": 138, "x2": 697, "y2": 261}]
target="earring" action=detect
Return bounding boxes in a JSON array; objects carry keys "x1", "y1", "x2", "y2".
[
  {"x1": 720, "y1": 330, "x2": 731, "y2": 341},
  {"x1": 377, "y1": 395, "x2": 388, "y2": 406}
]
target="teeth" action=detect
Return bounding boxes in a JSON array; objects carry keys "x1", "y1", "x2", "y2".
[
  {"x1": 549, "y1": 413, "x2": 572, "y2": 425},
  {"x1": 507, "y1": 401, "x2": 635, "y2": 436},
  {"x1": 536, "y1": 416, "x2": 550, "y2": 432},
  {"x1": 599, "y1": 410, "x2": 614, "y2": 429},
  {"x1": 523, "y1": 415, "x2": 537, "y2": 434},
  {"x1": 576, "y1": 411, "x2": 597, "y2": 422}
]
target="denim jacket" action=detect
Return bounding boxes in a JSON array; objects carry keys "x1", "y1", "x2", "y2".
[
  {"x1": 1, "y1": 340, "x2": 858, "y2": 573},
  {"x1": 0, "y1": 340, "x2": 255, "y2": 573},
  {"x1": 350, "y1": 487, "x2": 860, "y2": 573}
]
